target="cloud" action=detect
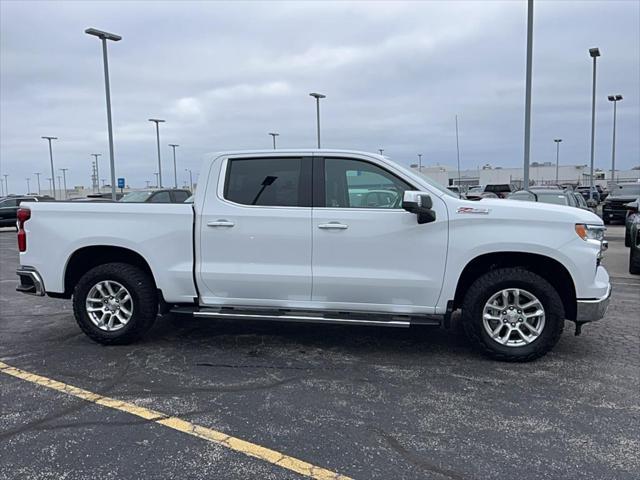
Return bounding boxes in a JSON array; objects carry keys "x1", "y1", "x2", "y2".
[{"x1": 0, "y1": 0, "x2": 638, "y2": 191}]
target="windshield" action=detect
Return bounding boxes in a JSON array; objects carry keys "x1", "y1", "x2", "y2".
[
  {"x1": 612, "y1": 184, "x2": 640, "y2": 197},
  {"x1": 120, "y1": 191, "x2": 154, "y2": 202},
  {"x1": 417, "y1": 174, "x2": 458, "y2": 198},
  {"x1": 536, "y1": 193, "x2": 569, "y2": 205}
]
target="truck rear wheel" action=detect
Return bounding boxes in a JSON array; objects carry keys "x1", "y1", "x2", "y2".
[
  {"x1": 72, "y1": 262, "x2": 158, "y2": 345},
  {"x1": 461, "y1": 267, "x2": 564, "y2": 362}
]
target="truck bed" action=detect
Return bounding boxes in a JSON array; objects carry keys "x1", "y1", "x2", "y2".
[{"x1": 19, "y1": 202, "x2": 197, "y2": 303}]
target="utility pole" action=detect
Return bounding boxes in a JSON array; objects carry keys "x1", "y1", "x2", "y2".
[
  {"x1": 185, "y1": 169, "x2": 194, "y2": 191},
  {"x1": 60, "y1": 168, "x2": 69, "y2": 199},
  {"x1": 268, "y1": 132, "x2": 279, "y2": 149},
  {"x1": 588, "y1": 47, "x2": 601, "y2": 201},
  {"x1": 522, "y1": 0, "x2": 534, "y2": 190},
  {"x1": 33, "y1": 172, "x2": 42, "y2": 195},
  {"x1": 418, "y1": 154, "x2": 422, "y2": 173},
  {"x1": 91, "y1": 154, "x2": 102, "y2": 192},
  {"x1": 378, "y1": 149, "x2": 384, "y2": 155},
  {"x1": 554, "y1": 139, "x2": 562, "y2": 183},
  {"x1": 309, "y1": 92, "x2": 325, "y2": 148},
  {"x1": 42, "y1": 136, "x2": 57, "y2": 199},
  {"x1": 169, "y1": 144, "x2": 179, "y2": 189},
  {"x1": 455, "y1": 115, "x2": 462, "y2": 190},
  {"x1": 85, "y1": 28, "x2": 121, "y2": 201},
  {"x1": 607, "y1": 94, "x2": 623, "y2": 188},
  {"x1": 149, "y1": 119, "x2": 165, "y2": 187},
  {"x1": 26, "y1": 177, "x2": 31, "y2": 194}
]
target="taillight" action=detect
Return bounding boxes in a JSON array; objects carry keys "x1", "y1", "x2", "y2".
[{"x1": 17, "y1": 208, "x2": 31, "y2": 252}]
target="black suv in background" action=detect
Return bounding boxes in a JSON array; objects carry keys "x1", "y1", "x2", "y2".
[
  {"x1": 0, "y1": 195, "x2": 55, "y2": 228},
  {"x1": 603, "y1": 183, "x2": 640, "y2": 224}
]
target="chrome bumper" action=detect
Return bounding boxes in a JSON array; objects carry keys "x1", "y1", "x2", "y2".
[
  {"x1": 576, "y1": 284, "x2": 611, "y2": 322},
  {"x1": 16, "y1": 267, "x2": 45, "y2": 296}
]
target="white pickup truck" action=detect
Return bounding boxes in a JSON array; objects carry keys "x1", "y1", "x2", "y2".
[{"x1": 16, "y1": 150, "x2": 611, "y2": 361}]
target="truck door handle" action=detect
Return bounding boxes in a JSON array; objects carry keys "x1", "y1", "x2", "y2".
[
  {"x1": 318, "y1": 222, "x2": 348, "y2": 230},
  {"x1": 207, "y1": 220, "x2": 235, "y2": 227}
]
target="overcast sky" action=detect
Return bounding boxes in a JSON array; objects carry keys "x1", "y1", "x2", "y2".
[{"x1": 1, "y1": 0, "x2": 638, "y2": 192}]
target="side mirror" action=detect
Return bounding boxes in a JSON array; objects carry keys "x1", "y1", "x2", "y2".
[{"x1": 402, "y1": 191, "x2": 436, "y2": 224}]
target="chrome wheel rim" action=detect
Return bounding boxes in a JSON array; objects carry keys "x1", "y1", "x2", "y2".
[
  {"x1": 482, "y1": 288, "x2": 545, "y2": 347},
  {"x1": 85, "y1": 280, "x2": 133, "y2": 332}
]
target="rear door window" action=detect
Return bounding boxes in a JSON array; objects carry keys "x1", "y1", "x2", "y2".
[
  {"x1": 224, "y1": 157, "x2": 310, "y2": 207},
  {"x1": 172, "y1": 191, "x2": 189, "y2": 203}
]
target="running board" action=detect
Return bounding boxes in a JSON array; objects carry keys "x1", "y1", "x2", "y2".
[{"x1": 171, "y1": 306, "x2": 441, "y2": 328}]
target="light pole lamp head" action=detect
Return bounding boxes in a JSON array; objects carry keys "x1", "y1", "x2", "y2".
[
  {"x1": 169, "y1": 144, "x2": 179, "y2": 148},
  {"x1": 309, "y1": 92, "x2": 326, "y2": 99},
  {"x1": 589, "y1": 47, "x2": 600, "y2": 58},
  {"x1": 149, "y1": 118, "x2": 165, "y2": 124},
  {"x1": 41, "y1": 136, "x2": 58, "y2": 140},
  {"x1": 615, "y1": 94, "x2": 623, "y2": 101},
  {"x1": 85, "y1": 28, "x2": 122, "y2": 42},
  {"x1": 554, "y1": 139, "x2": 562, "y2": 143},
  {"x1": 268, "y1": 132, "x2": 279, "y2": 137}
]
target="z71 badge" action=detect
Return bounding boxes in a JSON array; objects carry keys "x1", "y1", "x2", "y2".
[{"x1": 456, "y1": 206, "x2": 491, "y2": 214}]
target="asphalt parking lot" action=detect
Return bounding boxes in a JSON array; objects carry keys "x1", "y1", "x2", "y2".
[{"x1": 0, "y1": 226, "x2": 638, "y2": 480}]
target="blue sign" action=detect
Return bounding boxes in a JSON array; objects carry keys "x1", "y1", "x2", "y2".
[{"x1": 117, "y1": 178, "x2": 125, "y2": 188}]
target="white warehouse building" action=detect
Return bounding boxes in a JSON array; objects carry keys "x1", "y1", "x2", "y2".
[{"x1": 410, "y1": 162, "x2": 640, "y2": 189}]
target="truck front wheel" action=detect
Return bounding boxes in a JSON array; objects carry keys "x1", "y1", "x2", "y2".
[
  {"x1": 72, "y1": 262, "x2": 158, "y2": 345},
  {"x1": 461, "y1": 267, "x2": 564, "y2": 362}
]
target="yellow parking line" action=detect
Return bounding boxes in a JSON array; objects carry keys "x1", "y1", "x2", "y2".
[{"x1": 0, "y1": 361, "x2": 351, "y2": 480}]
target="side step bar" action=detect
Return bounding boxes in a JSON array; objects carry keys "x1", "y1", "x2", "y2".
[{"x1": 171, "y1": 306, "x2": 441, "y2": 328}]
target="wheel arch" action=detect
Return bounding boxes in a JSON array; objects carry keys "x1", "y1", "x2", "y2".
[
  {"x1": 453, "y1": 251, "x2": 577, "y2": 320},
  {"x1": 59, "y1": 246, "x2": 156, "y2": 299}
]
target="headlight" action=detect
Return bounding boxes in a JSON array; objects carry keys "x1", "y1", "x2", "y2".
[{"x1": 575, "y1": 224, "x2": 605, "y2": 242}]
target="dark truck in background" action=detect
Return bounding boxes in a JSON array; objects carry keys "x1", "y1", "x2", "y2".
[{"x1": 603, "y1": 183, "x2": 640, "y2": 224}]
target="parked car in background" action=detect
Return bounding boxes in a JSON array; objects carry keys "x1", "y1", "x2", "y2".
[
  {"x1": 465, "y1": 190, "x2": 498, "y2": 201},
  {"x1": 485, "y1": 184, "x2": 517, "y2": 199},
  {"x1": 446, "y1": 185, "x2": 462, "y2": 196},
  {"x1": 0, "y1": 195, "x2": 54, "y2": 228},
  {"x1": 628, "y1": 213, "x2": 640, "y2": 275},
  {"x1": 603, "y1": 183, "x2": 640, "y2": 225},
  {"x1": 623, "y1": 198, "x2": 639, "y2": 247},
  {"x1": 119, "y1": 189, "x2": 192, "y2": 203},
  {"x1": 508, "y1": 189, "x2": 592, "y2": 211},
  {"x1": 576, "y1": 186, "x2": 601, "y2": 204},
  {"x1": 596, "y1": 185, "x2": 609, "y2": 202}
]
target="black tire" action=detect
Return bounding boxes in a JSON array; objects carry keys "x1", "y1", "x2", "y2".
[
  {"x1": 630, "y1": 245, "x2": 640, "y2": 275},
  {"x1": 461, "y1": 267, "x2": 564, "y2": 362},
  {"x1": 73, "y1": 262, "x2": 158, "y2": 345}
]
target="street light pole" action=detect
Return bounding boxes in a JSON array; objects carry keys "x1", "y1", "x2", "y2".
[
  {"x1": 607, "y1": 94, "x2": 623, "y2": 188},
  {"x1": 153, "y1": 172, "x2": 159, "y2": 188},
  {"x1": 33, "y1": 172, "x2": 42, "y2": 195},
  {"x1": 57, "y1": 176, "x2": 63, "y2": 196},
  {"x1": 588, "y1": 47, "x2": 600, "y2": 201},
  {"x1": 185, "y1": 169, "x2": 193, "y2": 191},
  {"x1": 553, "y1": 139, "x2": 562, "y2": 184},
  {"x1": 379, "y1": 149, "x2": 384, "y2": 155},
  {"x1": 91, "y1": 153, "x2": 102, "y2": 192},
  {"x1": 26, "y1": 177, "x2": 30, "y2": 194},
  {"x1": 309, "y1": 93, "x2": 325, "y2": 148},
  {"x1": 3, "y1": 174, "x2": 8, "y2": 195},
  {"x1": 418, "y1": 154, "x2": 422, "y2": 173},
  {"x1": 85, "y1": 28, "x2": 121, "y2": 202},
  {"x1": 60, "y1": 168, "x2": 69, "y2": 199},
  {"x1": 268, "y1": 132, "x2": 279, "y2": 149},
  {"x1": 149, "y1": 119, "x2": 165, "y2": 187},
  {"x1": 41, "y1": 136, "x2": 57, "y2": 199},
  {"x1": 169, "y1": 144, "x2": 179, "y2": 189},
  {"x1": 47, "y1": 178, "x2": 53, "y2": 194},
  {"x1": 455, "y1": 115, "x2": 462, "y2": 189},
  {"x1": 523, "y1": 0, "x2": 534, "y2": 190}
]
